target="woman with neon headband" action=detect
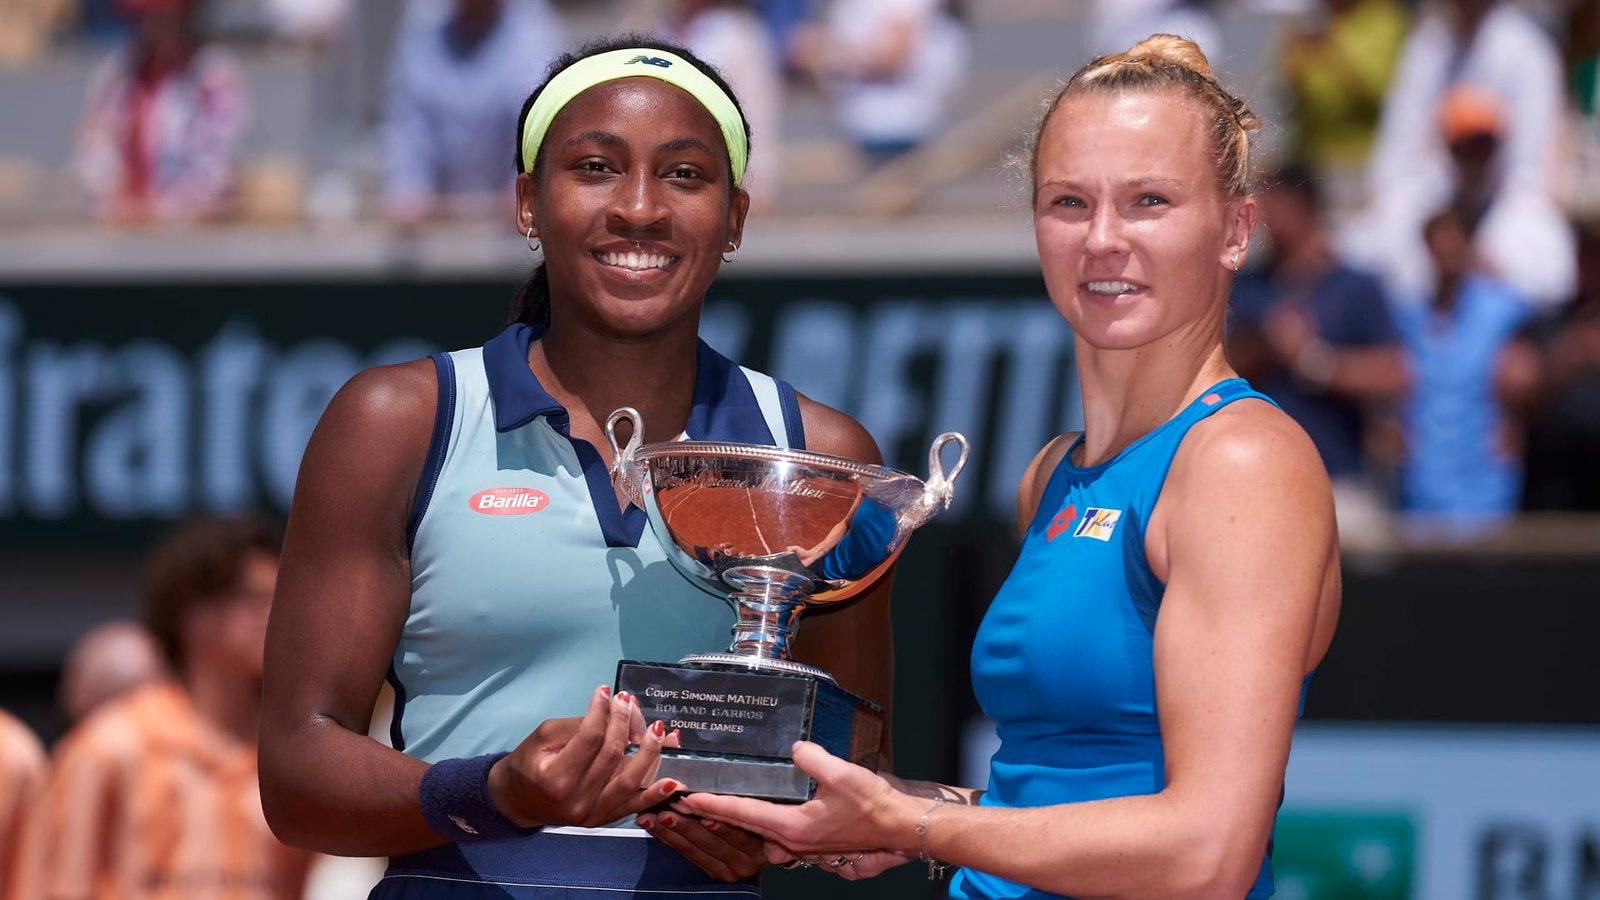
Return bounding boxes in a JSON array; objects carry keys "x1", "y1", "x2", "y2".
[{"x1": 259, "y1": 36, "x2": 892, "y2": 898}]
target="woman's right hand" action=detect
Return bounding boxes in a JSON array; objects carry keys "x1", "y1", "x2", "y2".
[{"x1": 487, "y1": 685, "x2": 680, "y2": 828}]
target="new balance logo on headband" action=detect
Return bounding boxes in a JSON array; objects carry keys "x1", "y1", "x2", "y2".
[{"x1": 626, "y1": 56, "x2": 673, "y2": 68}]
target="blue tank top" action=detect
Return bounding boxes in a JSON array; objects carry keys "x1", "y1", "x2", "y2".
[
  {"x1": 958, "y1": 379, "x2": 1289, "y2": 900},
  {"x1": 392, "y1": 323, "x2": 804, "y2": 763}
]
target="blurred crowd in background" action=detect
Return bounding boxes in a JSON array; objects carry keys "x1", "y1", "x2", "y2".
[
  {"x1": 0, "y1": 0, "x2": 1595, "y2": 535},
  {"x1": 1, "y1": 0, "x2": 1599, "y2": 896}
]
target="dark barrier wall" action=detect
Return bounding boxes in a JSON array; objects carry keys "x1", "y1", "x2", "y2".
[{"x1": 2, "y1": 279, "x2": 1595, "y2": 900}]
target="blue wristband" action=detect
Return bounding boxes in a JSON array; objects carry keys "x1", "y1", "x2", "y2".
[{"x1": 419, "y1": 752, "x2": 543, "y2": 842}]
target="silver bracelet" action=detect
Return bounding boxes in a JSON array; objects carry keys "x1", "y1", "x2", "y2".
[{"x1": 916, "y1": 796, "x2": 950, "y2": 880}]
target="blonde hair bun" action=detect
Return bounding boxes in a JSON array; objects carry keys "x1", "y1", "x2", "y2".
[{"x1": 1120, "y1": 34, "x2": 1215, "y2": 81}]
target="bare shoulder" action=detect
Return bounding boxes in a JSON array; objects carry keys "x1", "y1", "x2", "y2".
[
  {"x1": 1016, "y1": 432, "x2": 1079, "y2": 535},
  {"x1": 307, "y1": 359, "x2": 438, "y2": 466},
  {"x1": 795, "y1": 393, "x2": 883, "y2": 465},
  {"x1": 290, "y1": 358, "x2": 439, "y2": 548},
  {"x1": 1159, "y1": 397, "x2": 1335, "y2": 560},
  {"x1": 325, "y1": 358, "x2": 437, "y2": 429},
  {"x1": 1174, "y1": 398, "x2": 1330, "y2": 497}
]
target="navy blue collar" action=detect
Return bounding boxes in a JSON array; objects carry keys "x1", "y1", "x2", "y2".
[{"x1": 483, "y1": 322, "x2": 777, "y2": 444}]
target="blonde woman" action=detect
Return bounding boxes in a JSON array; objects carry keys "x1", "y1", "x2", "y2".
[{"x1": 680, "y1": 34, "x2": 1341, "y2": 900}]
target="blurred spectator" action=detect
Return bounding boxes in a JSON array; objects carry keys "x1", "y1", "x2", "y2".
[
  {"x1": 0, "y1": 0, "x2": 75, "y2": 65},
  {"x1": 1229, "y1": 166, "x2": 1408, "y2": 524},
  {"x1": 260, "y1": 0, "x2": 352, "y2": 47},
  {"x1": 1434, "y1": 86, "x2": 1576, "y2": 302},
  {"x1": 789, "y1": 0, "x2": 969, "y2": 164},
  {"x1": 1523, "y1": 222, "x2": 1600, "y2": 510},
  {"x1": 1276, "y1": 0, "x2": 1409, "y2": 183},
  {"x1": 1393, "y1": 208, "x2": 1541, "y2": 537},
  {"x1": 0, "y1": 707, "x2": 46, "y2": 900},
  {"x1": 1089, "y1": 0, "x2": 1222, "y2": 62},
  {"x1": 36, "y1": 516, "x2": 312, "y2": 899},
  {"x1": 1373, "y1": 0, "x2": 1564, "y2": 199},
  {"x1": 756, "y1": 0, "x2": 808, "y2": 70},
  {"x1": 1344, "y1": 0, "x2": 1574, "y2": 310},
  {"x1": 56, "y1": 618, "x2": 168, "y2": 726},
  {"x1": 72, "y1": 0, "x2": 251, "y2": 227},
  {"x1": 667, "y1": 0, "x2": 783, "y2": 212},
  {"x1": 383, "y1": 0, "x2": 565, "y2": 232}
]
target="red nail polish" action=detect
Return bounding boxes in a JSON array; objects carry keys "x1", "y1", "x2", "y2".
[
  {"x1": 660, "y1": 814, "x2": 677, "y2": 828},
  {"x1": 599, "y1": 685, "x2": 612, "y2": 698},
  {"x1": 650, "y1": 719, "x2": 666, "y2": 738},
  {"x1": 702, "y1": 819, "x2": 718, "y2": 831},
  {"x1": 637, "y1": 815, "x2": 654, "y2": 829},
  {"x1": 661, "y1": 780, "x2": 682, "y2": 795},
  {"x1": 616, "y1": 691, "x2": 633, "y2": 705}
]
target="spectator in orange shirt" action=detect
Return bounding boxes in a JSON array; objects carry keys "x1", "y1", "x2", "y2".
[
  {"x1": 0, "y1": 707, "x2": 47, "y2": 900},
  {"x1": 37, "y1": 516, "x2": 311, "y2": 900},
  {"x1": 56, "y1": 619, "x2": 169, "y2": 726}
]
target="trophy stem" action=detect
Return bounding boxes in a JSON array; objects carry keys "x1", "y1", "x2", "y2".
[
  {"x1": 678, "y1": 566, "x2": 833, "y2": 680},
  {"x1": 725, "y1": 565, "x2": 810, "y2": 659}
]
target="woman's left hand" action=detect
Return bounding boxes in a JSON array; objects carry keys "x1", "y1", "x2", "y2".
[
  {"x1": 672, "y1": 742, "x2": 915, "y2": 858},
  {"x1": 636, "y1": 810, "x2": 767, "y2": 882}
]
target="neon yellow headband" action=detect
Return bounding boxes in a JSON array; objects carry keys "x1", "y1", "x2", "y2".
[{"x1": 519, "y1": 48, "x2": 747, "y2": 185}]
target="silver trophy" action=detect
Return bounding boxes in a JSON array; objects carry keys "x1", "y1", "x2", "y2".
[{"x1": 606, "y1": 407, "x2": 968, "y2": 800}]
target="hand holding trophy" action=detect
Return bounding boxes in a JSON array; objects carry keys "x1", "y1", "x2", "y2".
[{"x1": 606, "y1": 407, "x2": 969, "y2": 801}]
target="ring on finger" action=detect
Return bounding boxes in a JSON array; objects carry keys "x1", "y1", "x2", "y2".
[
  {"x1": 782, "y1": 859, "x2": 815, "y2": 870},
  {"x1": 827, "y1": 855, "x2": 853, "y2": 868}
]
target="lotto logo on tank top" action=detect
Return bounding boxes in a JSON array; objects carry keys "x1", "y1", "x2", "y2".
[
  {"x1": 468, "y1": 487, "x2": 549, "y2": 515},
  {"x1": 1073, "y1": 507, "x2": 1122, "y2": 541},
  {"x1": 1046, "y1": 504, "x2": 1078, "y2": 542}
]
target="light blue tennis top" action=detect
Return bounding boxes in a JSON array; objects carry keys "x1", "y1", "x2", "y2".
[
  {"x1": 391, "y1": 323, "x2": 804, "y2": 763},
  {"x1": 959, "y1": 379, "x2": 1297, "y2": 900},
  {"x1": 1393, "y1": 275, "x2": 1532, "y2": 524}
]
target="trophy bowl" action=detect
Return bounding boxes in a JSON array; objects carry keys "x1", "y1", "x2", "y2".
[
  {"x1": 606, "y1": 407, "x2": 969, "y2": 676},
  {"x1": 605, "y1": 407, "x2": 969, "y2": 800}
]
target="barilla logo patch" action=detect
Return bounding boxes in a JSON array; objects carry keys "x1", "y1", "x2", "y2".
[
  {"x1": 626, "y1": 55, "x2": 673, "y2": 68},
  {"x1": 469, "y1": 487, "x2": 549, "y2": 516},
  {"x1": 1073, "y1": 507, "x2": 1122, "y2": 541},
  {"x1": 1046, "y1": 503, "x2": 1078, "y2": 542}
]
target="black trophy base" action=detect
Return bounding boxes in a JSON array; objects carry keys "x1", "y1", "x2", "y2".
[{"x1": 615, "y1": 659, "x2": 884, "y2": 802}]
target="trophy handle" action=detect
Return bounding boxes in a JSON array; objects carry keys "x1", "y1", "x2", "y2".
[
  {"x1": 915, "y1": 432, "x2": 970, "y2": 524},
  {"x1": 605, "y1": 407, "x2": 647, "y2": 509}
]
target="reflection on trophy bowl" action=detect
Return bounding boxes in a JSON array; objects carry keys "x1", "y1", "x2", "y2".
[{"x1": 608, "y1": 408, "x2": 968, "y2": 677}]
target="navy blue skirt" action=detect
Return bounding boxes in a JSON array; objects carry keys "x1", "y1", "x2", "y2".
[{"x1": 370, "y1": 828, "x2": 762, "y2": 899}]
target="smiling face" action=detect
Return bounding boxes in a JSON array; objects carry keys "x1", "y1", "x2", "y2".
[
  {"x1": 1032, "y1": 89, "x2": 1254, "y2": 352},
  {"x1": 518, "y1": 77, "x2": 748, "y2": 340}
]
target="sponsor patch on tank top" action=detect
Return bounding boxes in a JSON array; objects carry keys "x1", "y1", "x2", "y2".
[
  {"x1": 1073, "y1": 507, "x2": 1122, "y2": 541},
  {"x1": 1046, "y1": 504, "x2": 1078, "y2": 542},
  {"x1": 468, "y1": 487, "x2": 550, "y2": 515}
]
